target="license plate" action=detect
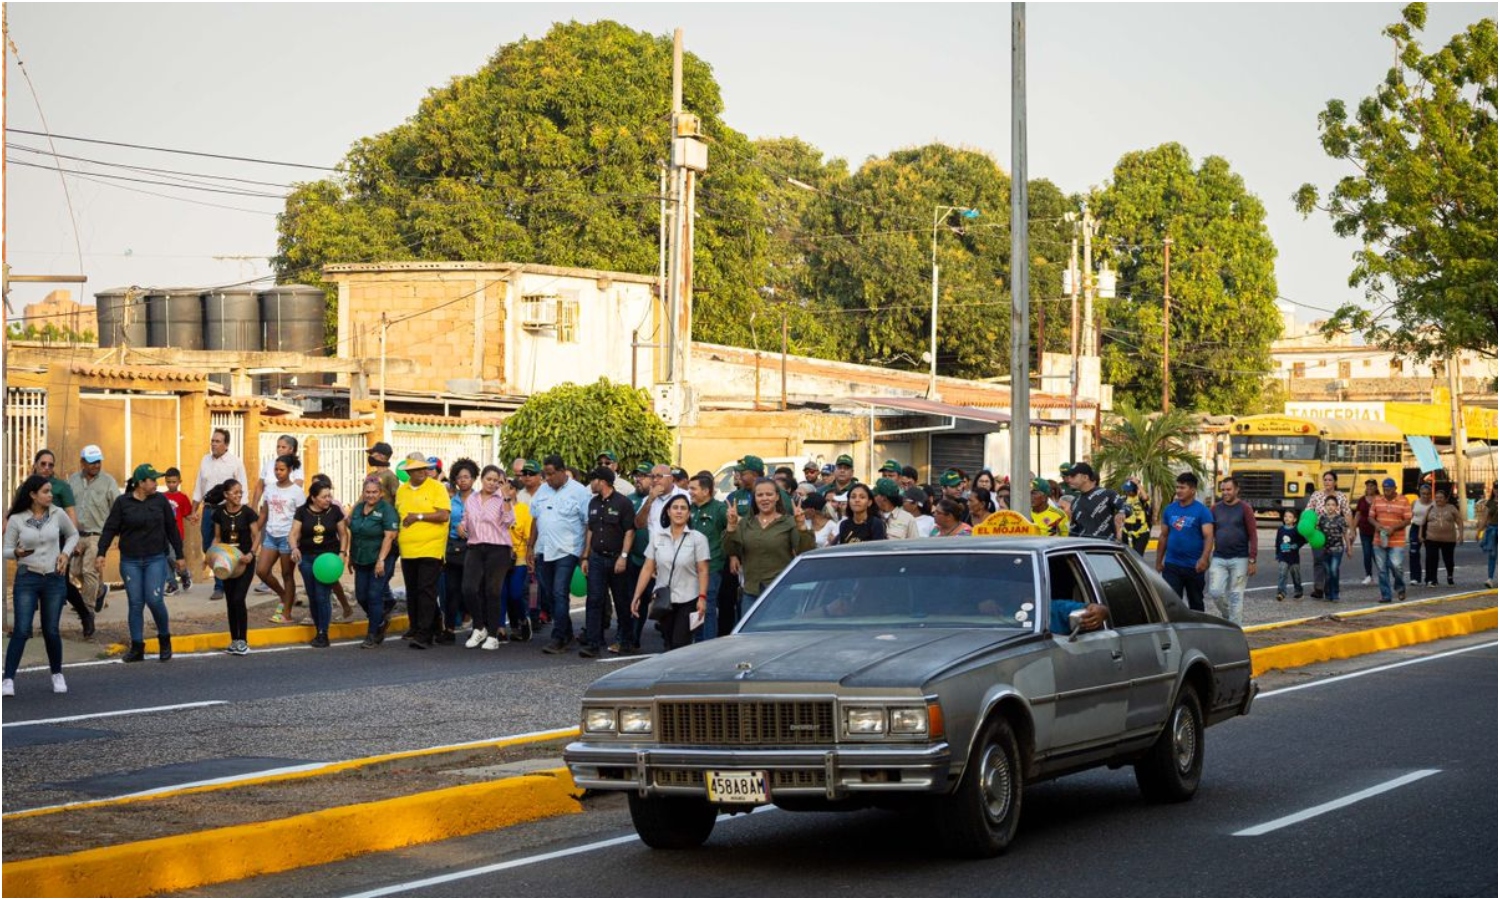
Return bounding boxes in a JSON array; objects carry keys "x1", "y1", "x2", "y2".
[{"x1": 705, "y1": 769, "x2": 769, "y2": 803}]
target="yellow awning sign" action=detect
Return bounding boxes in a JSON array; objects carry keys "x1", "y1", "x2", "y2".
[
  {"x1": 1386, "y1": 403, "x2": 1499, "y2": 441},
  {"x1": 972, "y1": 510, "x2": 1041, "y2": 536}
]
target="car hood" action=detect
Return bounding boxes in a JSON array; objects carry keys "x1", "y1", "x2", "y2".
[{"x1": 586, "y1": 628, "x2": 1037, "y2": 694}]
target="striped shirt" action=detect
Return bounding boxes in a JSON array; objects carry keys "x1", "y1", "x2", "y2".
[{"x1": 464, "y1": 489, "x2": 515, "y2": 546}]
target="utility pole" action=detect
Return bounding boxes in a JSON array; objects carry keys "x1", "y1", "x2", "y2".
[
  {"x1": 1162, "y1": 234, "x2": 1173, "y2": 413},
  {"x1": 662, "y1": 28, "x2": 708, "y2": 426},
  {"x1": 1081, "y1": 206, "x2": 1095, "y2": 356},
  {"x1": 1068, "y1": 230, "x2": 1080, "y2": 463},
  {"x1": 1009, "y1": 2, "x2": 1032, "y2": 513},
  {"x1": 780, "y1": 305, "x2": 789, "y2": 411},
  {"x1": 1447, "y1": 353, "x2": 1468, "y2": 513}
]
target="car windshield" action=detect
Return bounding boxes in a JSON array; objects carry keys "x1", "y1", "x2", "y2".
[{"x1": 738, "y1": 551, "x2": 1039, "y2": 632}]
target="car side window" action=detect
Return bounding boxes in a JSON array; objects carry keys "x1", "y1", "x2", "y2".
[
  {"x1": 1083, "y1": 552, "x2": 1150, "y2": 628},
  {"x1": 1047, "y1": 553, "x2": 1095, "y2": 606}
]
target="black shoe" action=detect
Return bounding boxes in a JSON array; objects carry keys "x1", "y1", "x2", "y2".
[
  {"x1": 159, "y1": 635, "x2": 173, "y2": 661},
  {"x1": 1447, "y1": 576, "x2": 1455, "y2": 585},
  {"x1": 310, "y1": 633, "x2": 330, "y2": 648},
  {"x1": 519, "y1": 618, "x2": 533, "y2": 642},
  {"x1": 122, "y1": 641, "x2": 146, "y2": 663},
  {"x1": 542, "y1": 638, "x2": 567, "y2": 655},
  {"x1": 435, "y1": 630, "x2": 457, "y2": 645},
  {"x1": 408, "y1": 635, "x2": 431, "y2": 649},
  {"x1": 180, "y1": 572, "x2": 193, "y2": 590},
  {"x1": 1293, "y1": 592, "x2": 1304, "y2": 599},
  {"x1": 400, "y1": 629, "x2": 414, "y2": 640},
  {"x1": 95, "y1": 583, "x2": 109, "y2": 612},
  {"x1": 80, "y1": 607, "x2": 96, "y2": 639},
  {"x1": 1309, "y1": 590, "x2": 1324, "y2": 599},
  {"x1": 1398, "y1": 590, "x2": 1406, "y2": 601},
  {"x1": 579, "y1": 644, "x2": 599, "y2": 659},
  {"x1": 360, "y1": 636, "x2": 378, "y2": 649}
]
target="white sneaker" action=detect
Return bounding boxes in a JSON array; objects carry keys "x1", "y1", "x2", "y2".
[
  {"x1": 465, "y1": 628, "x2": 488, "y2": 648},
  {"x1": 481, "y1": 636, "x2": 501, "y2": 650},
  {"x1": 1, "y1": 678, "x2": 14, "y2": 697},
  {"x1": 1361, "y1": 576, "x2": 1372, "y2": 585},
  {"x1": 51, "y1": 673, "x2": 67, "y2": 694}
]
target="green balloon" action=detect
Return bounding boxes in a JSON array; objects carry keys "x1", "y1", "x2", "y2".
[
  {"x1": 396, "y1": 463, "x2": 410, "y2": 484},
  {"x1": 312, "y1": 552, "x2": 344, "y2": 584},
  {"x1": 1297, "y1": 507, "x2": 1318, "y2": 537},
  {"x1": 1307, "y1": 529, "x2": 1327, "y2": 550},
  {"x1": 570, "y1": 566, "x2": 587, "y2": 597}
]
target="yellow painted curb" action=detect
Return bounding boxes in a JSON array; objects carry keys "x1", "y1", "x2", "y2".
[
  {"x1": 4, "y1": 726, "x2": 582, "y2": 822},
  {"x1": 104, "y1": 615, "x2": 411, "y2": 656},
  {"x1": 1, "y1": 768, "x2": 582, "y2": 899},
  {"x1": 1243, "y1": 589, "x2": 1494, "y2": 634},
  {"x1": 1250, "y1": 607, "x2": 1498, "y2": 677}
]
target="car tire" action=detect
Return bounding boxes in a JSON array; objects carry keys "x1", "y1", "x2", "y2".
[
  {"x1": 932, "y1": 715, "x2": 1023, "y2": 858},
  {"x1": 627, "y1": 793, "x2": 718, "y2": 849},
  {"x1": 1134, "y1": 687, "x2": 1204, "y2": 803}
]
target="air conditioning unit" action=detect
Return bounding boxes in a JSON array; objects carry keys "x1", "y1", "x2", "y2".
[{"x1": 519, "y1": 296, "x2": 558, "y2": 330}]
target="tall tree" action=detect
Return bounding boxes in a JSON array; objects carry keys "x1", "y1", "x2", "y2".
[
  {"x1": 1093, "y1": 143, "x2": 1281, "y2": 412},
  {"x1": 1092, "y1": 403, "x2": 1208, "y2": 520},
  {"x1": 273, "y1": 20, "x2": 777, "y2": 348},
  {"x1": 1293, "y1": 3, "x2": 1497, "y2": 362}
]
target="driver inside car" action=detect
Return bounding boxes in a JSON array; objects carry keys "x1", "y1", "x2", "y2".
[{"x1": 1050, "y1": 599, "x2": 1108, "y2": 633}]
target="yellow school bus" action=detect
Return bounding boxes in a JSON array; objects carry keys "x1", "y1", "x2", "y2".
[{"x1": 1227, "y1": 415, "x2": 1405, "y2": 514}]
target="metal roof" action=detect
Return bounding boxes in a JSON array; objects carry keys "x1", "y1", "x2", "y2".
[{"x1": 845, "y1": 395, "x2": 1060, "y2": 429}]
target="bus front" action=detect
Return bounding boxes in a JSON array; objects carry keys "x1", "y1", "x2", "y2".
[{"x1": 1228, "y1": 417, "x2": 1325, "y2": 514}]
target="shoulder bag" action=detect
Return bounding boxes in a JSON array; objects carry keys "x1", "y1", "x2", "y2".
[{"x1": 647, "y1": 533, "x2": 687, "y2": 622}]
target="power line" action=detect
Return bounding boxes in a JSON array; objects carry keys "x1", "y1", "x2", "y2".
[
  {"x1": 7, "y1": 158, "x2": 289, "y2": 198},
  {"x1": 6, "y1": 126, "x2": 339, "y2": 171},
  {"x1": 7, "y1": 141, "x2": 296, "y2": 189}
]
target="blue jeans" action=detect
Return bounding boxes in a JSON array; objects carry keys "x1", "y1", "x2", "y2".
[
  {"x1": 1481, "y1": 526, "x2": 1497, "y2": 582},
  {"x1": 5, "y1": 569, "x2": 67, "y2": 677},
  {"x1": 1373, "y1": 544, "x2": 1406, "y2": 601},
  {"x1": 537, "y1": 554, "x2": 579, "y2": 643},
  {"x1": 584, "y1": 552, "x2": 629, "y2": 650},
  {"x1": 692, "y1": 571, "x2": 725, "y2": 643},
  {"x1": 353, "y1": 560, "x2": 392, "y2": 635},
  {"x1": 201, "y1": 514, "x2": 222, "y2": 592},
  {"x1": 297, "y1": 558, "x2": 333, "y2": 634},
  {"x1": 1207, "y1": 556, "x2": 1249, "y2": 624},
  {"x1": 1276, "y1": 561, "x2": 1302, "y2": 598},
  {"x1": 120, "y1": 554, "x2": 172, "y2": 643},
  {"x1": 1323, "y1": 549, "x2": 1345, "y2": 600},
  {"x1": 1359, "y1": 532, "x2": 1375, "y2": 577},
  {"x1": 500, "y1": 564, "x2": 529, "y2": 631}
]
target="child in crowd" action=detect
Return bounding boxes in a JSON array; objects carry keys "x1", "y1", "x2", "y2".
[
  {"x1": 1275, "y1": 510, "x2": 1306, "y2": 601},
  {"x1": 162, "y1": 467, "x2": 194, "y2": 595},
  {"x1": 1317, "y1": 496, "x2": 1351, "y2": 602}
]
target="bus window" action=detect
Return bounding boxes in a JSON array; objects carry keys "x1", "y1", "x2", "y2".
[{"x1": 1231, "y1": 435, "x2": 1323, "y2": 461}]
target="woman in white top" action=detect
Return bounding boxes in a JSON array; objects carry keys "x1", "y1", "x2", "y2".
[
  {"x1": 631, "y1": 494, "x2": 709, "y2": 652},
  {"x1": 904, "y1": 487, "x2": 936, "y2": 539},
  {"x1": 257, "y1": 454, "x2": 305, "y2": 623},
  {"x1": 3, "y1": 475, "x2": 80, "y2": 696},
  {"x1": 249, "y1": 435, "x2": 303, "y2": 596},
  {"x1": 800, "y1": 492, "x2": 840, "y2": 549}
]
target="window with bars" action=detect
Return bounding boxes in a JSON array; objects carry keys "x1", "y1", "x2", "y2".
[{"x1": 556, "y1": 297, "x2": 580, "y2": 343}]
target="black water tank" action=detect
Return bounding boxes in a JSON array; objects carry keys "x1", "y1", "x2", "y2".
[
  {"x1": 145, "y1": 288, "x2": 204, "y2": 349},
  {"x1": 204, "y1": 288, "x2": 263, "y2": 351},
  {"x1": 94, "y1": 287, "x2": 147, "y2": 348},
  {"x1": 259, "y1": 284, "x2": 327, "y2": 391}
]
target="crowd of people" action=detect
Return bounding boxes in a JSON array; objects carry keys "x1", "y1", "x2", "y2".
[{"x1": 5, "y1": 434, "x2": 1496, "y2": 695}]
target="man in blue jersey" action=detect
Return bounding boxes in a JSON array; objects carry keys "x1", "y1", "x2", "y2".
[{"x1": 1154, "y1": 472, "x2": 1215, "y2": 612}]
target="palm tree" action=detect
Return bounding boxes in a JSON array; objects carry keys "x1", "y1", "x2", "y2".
[{"x1": 1092, "y1": 403, "x2": 1208, "y2": 518}]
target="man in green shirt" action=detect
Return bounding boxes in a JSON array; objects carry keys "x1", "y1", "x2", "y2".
[
  {"x1": 689, "y1": 472, "x2": 729, "y2": 641},
  {"x1": 68, "y1": 444, "x2": 118, "y2": 621},
  {"x1": 819, "y1": 454, "x2": 860, "y2": 496}
]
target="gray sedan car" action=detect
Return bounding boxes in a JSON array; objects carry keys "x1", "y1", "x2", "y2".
[{"x1": 564, "y1": 537, "x2": 1256, "y2": 856}]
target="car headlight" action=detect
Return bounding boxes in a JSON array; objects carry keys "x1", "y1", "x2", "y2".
[
  {"x1": 584, "y1": 707, "x2": 617, "y2": 733},
  {"x1": 888, "y1": 707, "x2": 929, "y2": 735},
  {"x1": 618, "y1": 707, "x2": 653, "y2": 734},
  {"x1": 845, "y1": 707, "x2": 887, "y2": 735}
]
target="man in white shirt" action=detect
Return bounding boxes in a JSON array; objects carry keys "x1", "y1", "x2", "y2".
[
  {"x1": 634, "y1": 463, "x2": 690, "y2": 544},
  {"x1": 190, "y1": 428, "x2": 249, "y2": 599}
]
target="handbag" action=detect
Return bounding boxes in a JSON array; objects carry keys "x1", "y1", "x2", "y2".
[{"x1": 646, "y1": 533, "x2": 687, "y2": 622}]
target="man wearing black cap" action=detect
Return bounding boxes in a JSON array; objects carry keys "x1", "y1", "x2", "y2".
[
  {"x1": 580, "y1": 467, "x2": 636, "y2": 657},
  {"x1": 1065, "y1": 462, "x2": 1125, "y2": 542},
  {"x1": 596, "y1": 451, "x2": 635, "y2": 498},
  {"x1": 819, "y1": 454, "x2": 860, "y2": 497}
]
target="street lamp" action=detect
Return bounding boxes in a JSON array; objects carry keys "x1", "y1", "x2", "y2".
[{"x1": 929, "y1": 205, "x2": 980, "y2": 399}]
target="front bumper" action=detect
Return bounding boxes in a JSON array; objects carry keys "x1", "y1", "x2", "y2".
[{"x1": 565, "y1": 741, "x2": 955, "y2": 799}]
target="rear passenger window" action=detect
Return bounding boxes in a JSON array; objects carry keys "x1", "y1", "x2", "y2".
[{"x1": 1083, "y1": 552, "x2": 1150, "y2": 628}]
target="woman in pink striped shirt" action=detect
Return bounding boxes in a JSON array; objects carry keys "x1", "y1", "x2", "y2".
[{"x1": 460, "y1": 465, "x2": 516, "y2": 649}]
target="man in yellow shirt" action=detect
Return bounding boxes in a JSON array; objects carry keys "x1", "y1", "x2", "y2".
[
  {"x1": 1030, "y1": 479, "x2": 1069, "y2": 537},
  {"x1": 394, "y1": 452, "x2": 450, "y2": 649}
]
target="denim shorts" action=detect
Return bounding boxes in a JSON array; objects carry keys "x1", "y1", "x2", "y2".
[{"x1": 262, "y1": 533, "x2": 292, "y2": 554}]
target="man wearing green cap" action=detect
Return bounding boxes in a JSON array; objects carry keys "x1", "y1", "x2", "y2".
[
  {"x1": 878, "y1": 459, "x2": 902, "y2": 480},
  {"x1": 939, "y1": 469, "x2": 970, "y2": 524},
  {"x1": 1031, "y1": 478, "x2": 1069, "y2": 536},
  {"x1": 872, "y1": 478, "x2": 917, "y2": 539},
  {"x1": 819, "y1": 454, "x2": 860, "y2": 497}
]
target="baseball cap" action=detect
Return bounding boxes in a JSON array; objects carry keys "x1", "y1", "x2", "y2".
[
  {"x1": 736, "y1": 454, "x2": 766, "y2": 475},
  {"x1": 1066, "y1": 462, "x2": 1097, "y2": 480},
  {"x1": 1122, "y1": 479, "x2": 1139, "y2": 493},
  {"x1": 831, "y1": 491, "x2": 850, "y2": 503},
  {"x1": 633, "y1": 462, "x2": 653, "y2": 476},
  {"x1": 1059, "y1": 462, "x2": 1073, "y2": 476},
  {"x1": 589, "y1": 466, "x2": 616, "y2": 484},
  {"x1": 132, "y1": 463, "x2": 164, "y2": 482},
  {"x1": 939, "y1": 469, "x2": 963, "y2": 488},
  {"x1": 835, "y1": 454, "x2": 855, "y2": 468},
  {"x1": 901, "y1": 465, "x2": 919, "y2": 480},
  {"x1": 873, "y1": 477, "x2": 902, "y2": 501},
  {"x1": 902, "y1": 487, "x2": 930, "y2": 511},
  {"x1": 597, "y1": 450, "x2": 618, "y2": 462},
  {"x1": 878, "y1": 458, "x2": 901, "y2": 474},
  {"x1": 81, "y1": 444, "x2": 104, "y2": 463},
  {"x1": 521, "y1": 459, "x2": 542, "y2": 475},
  {"x1": 367, "y1": 442, "x2": 394, "y2": 458},
  {"x1": 402, "y1": 452, "x2": 432, "y2": 471},
  {"x1": 1031, "y1": 478, "x2": 1051, "y2": 495},
  {"x1": 820, "y1": 463, "x2": 835, "y2": 475},
  {"x1": 671, "y1": 466, "x2": 689, "y2": 480},
  {"x1": 802, "y1": 460, "x2": 820, "y2": 472},
  {"x1": 1382, "y1": 477, "x2": 1397, "y2": 488}
]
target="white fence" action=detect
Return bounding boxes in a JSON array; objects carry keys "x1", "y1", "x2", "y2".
[
  {"x1": 387, "y1": 423, "x2": 503, "y2": 472},
  {"x1": 209, "y1": 411, "x2": 246, "y2": 463},
  {"x1": 258, "y1": 430, "x2": 369, "y2": 506},
  {"x1": 6, "y1": 387, "x2": 48, "y2": 504}
]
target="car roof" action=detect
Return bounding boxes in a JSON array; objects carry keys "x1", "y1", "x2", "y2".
[{"x1": 803, "y1": 536, "x2": 1126, "y2": 557}]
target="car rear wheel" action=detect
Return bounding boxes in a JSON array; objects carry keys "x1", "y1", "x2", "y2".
[
  {"x1": 627, "y1": 793, "x2": 718, "y2": 849},
  {"x1": 1134, "y1": 687, "x2": 1204, "y2": 803},
  {"x1": 932, "y1": 715, "x2": 1023, "y2": 857}
]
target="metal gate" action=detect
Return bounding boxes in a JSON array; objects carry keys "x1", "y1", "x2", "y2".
[
  {"x1": 387, "y1": 423, "x2": 502, "y2": 472},
  {"x1": 931, "y1": 433, "x2": 986, "y2": 479},
  {"x1": 210, "y1": 411, "x2": 246, "y2": 462},
  {"x1": 6, "y1": 387, "x2": 47, "y2": 503},
  {"x1": 258, "y1": 430, "x2": 369, "y2": 506}
]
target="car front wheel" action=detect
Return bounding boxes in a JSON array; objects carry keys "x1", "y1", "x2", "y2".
[
  {"x1": 932, "y1": 715, "x2": 1023, "y2": 857},
  {"x1": 1135, "y1": 687, "x2": 1204, "y2": 802},
  {"x1": 627, "y1": 793, "x2": 718, "y2": 849}
]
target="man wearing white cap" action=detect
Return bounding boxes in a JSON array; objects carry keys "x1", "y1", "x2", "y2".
[{"x1": 68, "y1": 444, "x2": 119, "y2": 612}]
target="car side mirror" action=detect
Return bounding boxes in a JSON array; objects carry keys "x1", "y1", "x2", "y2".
[{"x1": 1068, "y1": 609, "x2": 1086, "y2": 641}]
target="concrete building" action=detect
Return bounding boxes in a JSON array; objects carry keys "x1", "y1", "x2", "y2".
[{"x1": 20, "y1": 289, "x2": 97, "y2": 338}]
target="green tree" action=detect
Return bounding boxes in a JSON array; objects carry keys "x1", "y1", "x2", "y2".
[
  {"x1": 1293, "y1": 3, "x2": 1497, "y2": 362},
  {"x1": 1093, "y1": 143, "x2": 1281, "y2": 412},
  {"x1": 498, "y1": 378, "x2": 672, "y2": 473},
  {"x1": 274, "y1": 20, "x2": 778, "y2": 349},
  {"x1": 1091, "y1": 402, "x2": 1208, "y2": 518}
]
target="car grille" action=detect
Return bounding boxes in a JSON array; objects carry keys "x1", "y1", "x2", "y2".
[
  {"x1": 1235, "y1": 471, "x2": 1285, "y2": 499},
  {"x1": 657, "y1": 700, "x2": 836, "y2": 745},
  {"x1": 655, "y1": 768, "x2": 827, "y2": 789}
]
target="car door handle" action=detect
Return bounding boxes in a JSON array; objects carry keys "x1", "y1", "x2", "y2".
[
  {"x1": 1110, "y1": 650, "x2": 1123, "y2": 661},
  {"x1": 1160, "y1": 639, "x2": 1173, "y2": 650}
]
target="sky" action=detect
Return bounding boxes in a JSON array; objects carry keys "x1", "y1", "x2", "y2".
[{"x1": 3, "y1": 1, "x2": 1492, "y2": 326}]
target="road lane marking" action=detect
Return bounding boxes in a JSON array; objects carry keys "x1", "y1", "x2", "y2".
[
  {"x1": 14, "y1": 638, "x2": 373, "y2": 673},
  {"x1": 1257, "y1": 640, "x2": 1497, "y2": 699},
  {"x1": 2, "y1": 700, "x2": 228, "y2": 728},
  {"x1": 1233, "y1": 770, "x2": 1441, "y2": 836},
  {"x1": 348, "y1": 806, "x2": 775, "y2": 897}
]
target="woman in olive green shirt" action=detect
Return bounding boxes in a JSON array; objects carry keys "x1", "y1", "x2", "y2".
[{"x1": 723, "y1": 478, "x2": 814, "y2": 611}]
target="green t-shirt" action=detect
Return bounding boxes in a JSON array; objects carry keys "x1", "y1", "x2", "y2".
[
  {"x1": 49, "y1": 476, "x2": 76, "y2": 509},
  {"x1": 349, "y1": 499, "x2": 399, "y2": 566},
  {"x1": 690, "y1": 498, "x2": 728, "y2": 573},
  {"x1": 628, "y1": 493, "x2": 652, "y2": 566}
]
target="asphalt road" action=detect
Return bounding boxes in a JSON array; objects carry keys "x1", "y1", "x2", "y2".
[{"x1": 180, "y1": 635, "x2": 1498, "y2": 899}]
